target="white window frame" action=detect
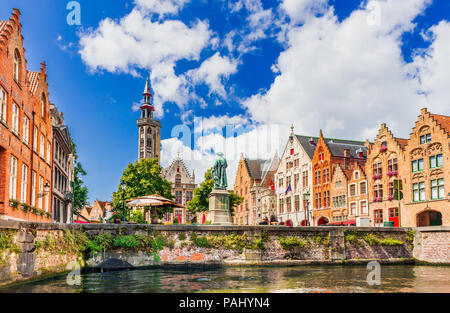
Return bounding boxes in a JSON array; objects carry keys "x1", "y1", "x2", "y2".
[
  {"x1": 47, "y1": 141, "x2": 51, "y2": 163},
  {"x1": 9, "y1": 156, "x2": 18, "y2": 200},
  {"x1": 12, "y1": 102, "x2": 19, "y2": 135},
  {"x1": 31, "y1": 171, "x2": 36, "y2": 207},
  {"x1": 23, "y1": 115, "x2": 30, "y2": 145},
  {"x1": 359, "y1": 181, "x2": 367, "y2": 195},
  {"x1": 40, "y1": 134, "x2": 45, "y2": 158},
  {"x1": 38, "y1": 176, "x2": 44, "y2": 209},
  {"x1": 13, "y1": 50, "x2": 19, "y2": 82},
  {"x1": 360, "y1": 200, "x2": 368, "y2": 215},
  {"x1": 33, "y1": 127, "x2": 38, "y2": 152},
  {"x1": 349, "y1": 183, "x2": 357, "y2": 197},
  {"x1": 21, "y1": 164, "x2": 28, "y2": 203},
  {"x1": 349, "y1": 201, "x2": 357, "y2": 216},
  {"x1": 0, "y1": 85, "x2": 7, "y2": 124}
]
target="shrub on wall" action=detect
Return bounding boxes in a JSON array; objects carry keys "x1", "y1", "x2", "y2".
[{"x1": 278, "y1": 236, "x2": 307, "y2": 250}]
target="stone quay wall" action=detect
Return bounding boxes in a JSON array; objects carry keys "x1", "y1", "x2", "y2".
[
  {"x1": 0, "y1": 220, "x2": 447, "y2": 287},
  {"x1": 413, "y1": 226, "x2": 450, "y2": 264}
]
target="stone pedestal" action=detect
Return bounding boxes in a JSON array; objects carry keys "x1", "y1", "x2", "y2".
[{"x1": 208, "y1": 189, "x2": 233, "y2": 225}]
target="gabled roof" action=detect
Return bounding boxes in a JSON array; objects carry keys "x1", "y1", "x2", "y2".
[
  {"x1": 163, "y1": 157, "x2": 193, "y2": 181},
  {"x1": 296, "y1": 135, "x2": 319, "y2": 159},
  {"x1": 27, "y1": 71, "x2": 40, "y2": 95},
  {"x1": 325, "y1": 138, "x2": 367, "y2": 158},
  {"x1": 297, "y1": 134, "x2": 367, "y2": 159},
  {"x1": 244, "y1": 159, "x2": 270, "y2": 180},
  {"x1": 430, "y1": 113, "x2": 450, "y2": 136}
]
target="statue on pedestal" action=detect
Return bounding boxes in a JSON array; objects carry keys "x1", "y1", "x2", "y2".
[
  {"x1": 212, "y1": 152, "x2": 228, "y2": 190},
  {"x1": 208, "y1": 152, "x2": 233, "y2": 225}
]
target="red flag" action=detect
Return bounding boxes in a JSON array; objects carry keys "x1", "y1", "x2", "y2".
[
  {"x1": 178, "y1": 213, "x2": 182, "y2": 224},
  {"x1": 202, "y1": 213, "x2": 206, "y2": 224},
  {"x1": 270, "y1": 179, "x2": 275, "y2": 191}
]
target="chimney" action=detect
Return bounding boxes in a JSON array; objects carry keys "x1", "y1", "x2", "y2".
[{"x1": 421, "y1": 108, "x2": 428, "y2": 115}]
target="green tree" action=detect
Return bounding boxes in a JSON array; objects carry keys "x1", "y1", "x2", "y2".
[
  {"x1": 112, "y1": 158, "x2": 173, "y2": 219},
  {"x1": 71, "y1": 138, "x2": 89, "y2": 213},
  {"x1": 187, "y1": 167, "x2": 243, "y2": 216}
]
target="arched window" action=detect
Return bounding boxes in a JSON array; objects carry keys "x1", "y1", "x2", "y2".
[{"x1": 13, "y1": 50, "x2": 21, "y2": 82}]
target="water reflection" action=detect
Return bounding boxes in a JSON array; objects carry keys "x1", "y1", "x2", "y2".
[{"x1": 1, "y1": 265, "x2": 449, "y2": 293}]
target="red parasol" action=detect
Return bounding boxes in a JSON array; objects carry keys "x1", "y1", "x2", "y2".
[
  {"x1": 178, "y1": 212, "x2": 182, "y2": 224},
  {"x1": 202, "y1": 213, "x2": 206, "y2": 224}
]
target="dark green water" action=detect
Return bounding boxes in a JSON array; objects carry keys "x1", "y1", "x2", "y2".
[{"x1": 1, "y1": 265, "x2": 449, "y2": 293}]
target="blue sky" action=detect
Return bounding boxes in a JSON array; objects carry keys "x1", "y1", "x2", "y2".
[{"x1": 2, "y1": 0, "x2": 449, "y2": 203}]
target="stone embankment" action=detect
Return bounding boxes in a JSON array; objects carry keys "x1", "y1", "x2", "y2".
[{"x1": 0, "y1": 220, "x2": 448, "y2": 286}]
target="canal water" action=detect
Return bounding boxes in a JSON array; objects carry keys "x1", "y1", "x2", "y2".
[{"x1": 1, "y1": 265, "x2": 449, "y2": 293}]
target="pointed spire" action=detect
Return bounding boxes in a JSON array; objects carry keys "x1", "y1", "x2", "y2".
[{"x1": 143, "y1": 73, "x2": 151, "y2": 96}]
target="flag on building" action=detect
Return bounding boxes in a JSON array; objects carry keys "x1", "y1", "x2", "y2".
[
  {"x1": 270, "y1": 179, "x2": 275, "y2": 191},
  {"x1": 285, "y1": 184, "x2": 292, "y2": 195}
]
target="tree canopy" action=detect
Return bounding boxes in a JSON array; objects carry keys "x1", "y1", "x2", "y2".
[
  {"x1": 112, "y1": 158, "x2": 173, "y2": 219},
  {"x1": 71, "y1": 138, "x2": 89, "y2": 213},
  {"x1": 187, "y1": 167, "x2": 243, "y2": 216}
]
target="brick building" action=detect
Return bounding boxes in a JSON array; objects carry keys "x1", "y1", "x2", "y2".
[
  {"x1": 401, "y1": 108, "x2": 449, "y2": 227},
  {"x1": 347, "y1": 164, "x2": 369, "y2": 224},
  {"x1": 249, "y1": 153, "x2": 279, "y2": 224},
  {"x1": 311, "y1": 131, "x2": 367, "y2": 226},
  {"x1": 233, "y1": 154, "x2": 268, "y2": 225},
  {"x1": 161, "y1": 156, "x2": 196, "y2": 223},
  {"x1": 365, "y1": 124, "x2": 407, "y2": 227},
  {"x1": 0, "y1": 9, "x2": 53, "y2": 222},
  {"x1": 274, "y1": 127, "x2": 317, "y2": 226},
  {"x1": 77, "y1": 200, "x2": 113, "y2": 223}
]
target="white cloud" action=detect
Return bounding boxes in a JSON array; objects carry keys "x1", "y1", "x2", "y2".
[
  {"x1": 161, "y1": 121, "x2": 285, "y2": 186},
  {"x1": 280, "y1": 0, "x2": 329, "y2": 24},
  {"x1": 193, "y1": 115, "x2": 251, "y2": 133},
  {"x1": 187, "y1": 53, "x2": 238, "y2": 97},
  {"x1": 135, "y1": 0, "x2": 190, "y2": 16},
  {"x1": 244, "y1": 0, "x2": 433, "y2": 141},
  {"x1": 78, "y1": 8, "x2": 211, "y2": 112},
  {"x1": 411, "y1": 20, "x2": 450, "y2": 115}
]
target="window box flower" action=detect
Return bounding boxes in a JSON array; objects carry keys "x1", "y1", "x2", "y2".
[
  {"x1": 20, "y1": 203, "x2": 30, "y2": 212},
  {"x1": 387, "y1": 170, "x2": 398, "y2": 177},
  {"x1": 380, "y1": 146, "x2": 388, "y2": 152},
  {"x1": 9, "y1": 199, "x2": 19, "y2": 210},
  {"x1": 373, "y1": 198, "x2": 382, "y2": 202},
  {"x1": 387, "y1": 195, "x2": 394, "y2": 201},
  {"x1": 372, "y1": 174, "x2": 382, "y2": 180}
]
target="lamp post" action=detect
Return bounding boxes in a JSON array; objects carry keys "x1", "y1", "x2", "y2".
[
  {"x1": 304, "y1": 193, "x2": 310, "y2": 226},
  {"x1": 120, "y1": 180, "x2": 126, "y2": 222}
]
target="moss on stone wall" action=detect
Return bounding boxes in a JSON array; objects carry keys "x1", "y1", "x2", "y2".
[
  {"x1": 278, "y1": 236, "x2": 307, "y2": 250},
  {"x1": 0, "y1": 230, "x2": 21, "y2": 265},
  {"x1": 343, "y1": 231, "x2": 404, "y2": 247}
]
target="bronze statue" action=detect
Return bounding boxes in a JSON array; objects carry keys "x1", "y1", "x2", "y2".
[{"x1": 212, "y1": 152, "x2": 228, "y2": 190}]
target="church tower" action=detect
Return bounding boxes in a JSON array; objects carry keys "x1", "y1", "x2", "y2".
[{"x1": 137, "y1": 75, "x2": 161, "y2": 163}]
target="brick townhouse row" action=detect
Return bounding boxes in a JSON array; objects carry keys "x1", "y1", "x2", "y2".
[
  {"x1": 240, "y1": 107, "x2": 449, "y2": 227},
  {"x1": 0, "y1": 9, "x2": 73, "y2": 223}
]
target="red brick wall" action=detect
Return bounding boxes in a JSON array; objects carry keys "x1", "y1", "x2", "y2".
[{"x1": 0, "y1": 9, "x2": 52, "y2": 222}]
